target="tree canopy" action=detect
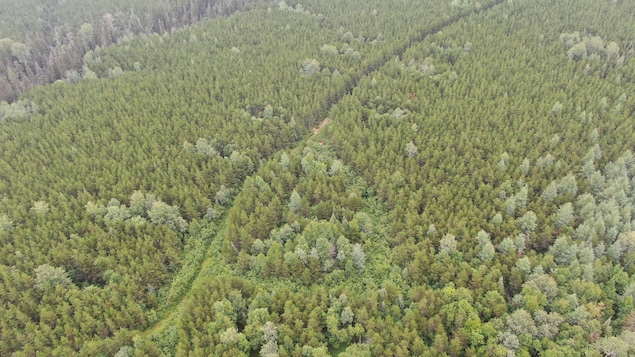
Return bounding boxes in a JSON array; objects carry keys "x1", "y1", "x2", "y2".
[{"x1": 1, "y1": 0, "x2": 635, "y2": 355}]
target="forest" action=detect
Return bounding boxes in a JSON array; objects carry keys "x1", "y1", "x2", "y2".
[{"x1": 1, "y1": 0, "x2": 634, "y2": 356}]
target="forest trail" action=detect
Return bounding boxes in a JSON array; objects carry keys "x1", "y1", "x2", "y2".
[
  {"x1": 142, "y1": 219, "x2": 231, "y2": 338},
  {"x1": 139, "y1": 0, "x2": 507, "y2": 341},
  {"x1": 312, "y1": 118, "x2": 331, "y2": 136}
]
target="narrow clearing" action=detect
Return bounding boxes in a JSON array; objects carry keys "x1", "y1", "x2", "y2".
[{"x1": 312, "y1": 118, "x2": 331, "y2": 136}]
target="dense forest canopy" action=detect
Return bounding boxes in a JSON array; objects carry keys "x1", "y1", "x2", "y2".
[
  {"x1": 0, "y1": 0, "x2": 270, "y2": 102},
  {"x1": 1, "y1": 0, "x2": 635, "y2": 356}
]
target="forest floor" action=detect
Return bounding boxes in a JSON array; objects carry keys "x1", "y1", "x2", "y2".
[{"x1": 312, "y1": 118, "x2": 331, "y2": 136}]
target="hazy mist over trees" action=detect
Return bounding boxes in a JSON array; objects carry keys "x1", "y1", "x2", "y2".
[{"x1": 1, "y1": 0, "x2": 635, "y2": 355}]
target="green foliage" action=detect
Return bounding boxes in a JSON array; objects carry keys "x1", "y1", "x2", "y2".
[
  {"x1": 0, "y1": 0, "x2": 265, "y2": 102},
  {"x1": 300, "y1": 58, "x2": 321, "y2": 76},
  {"x1": 0, "y1": 99, "x2": 39, "y2": 123},
  {"x1": 289, "y1": 189, "x2": 302, "y2": 214},
  {"x1": 34, "y1": 264, "x2": 73, "y2": 290},
  {"x1": 555, "y1": 202, "x2": 575, "y2": 227},
  {"x1": 405, "y1": 141, "x2": 418, "y2": 158},
  {"x1": 517, "y1": 211, "x2": 538, "y2": 234},
  {"x1": 30, "y1": 200, "x2": 50, "y2": 215},
  {"x1": 2, "y1": 0, "x2": 635, "y2": 355},
  {"x1": 0, "y1": 214, "x2": 13, "y2": 232}
]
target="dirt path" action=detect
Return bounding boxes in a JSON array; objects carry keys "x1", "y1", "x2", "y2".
[{"x1": 312, "y1": 118, "x2": 331, "y2": 136}]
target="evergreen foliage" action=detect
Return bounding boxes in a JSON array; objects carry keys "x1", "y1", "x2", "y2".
[{"x1": 1, "y1": 0, "x2": 634, "y2": 355}]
